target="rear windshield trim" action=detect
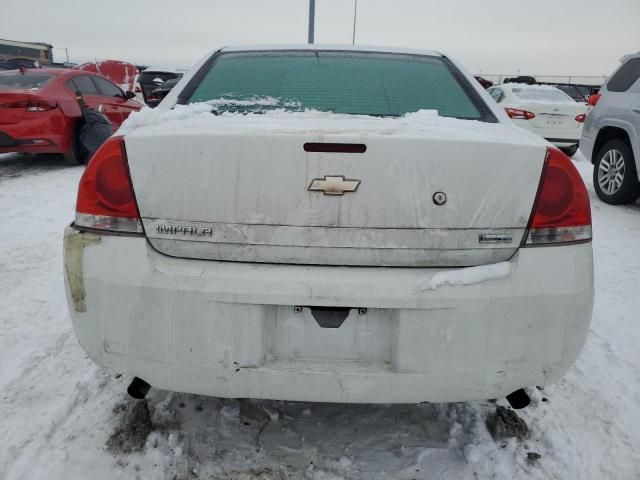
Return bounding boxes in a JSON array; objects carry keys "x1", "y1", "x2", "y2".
[{"x1": 177, "y1": 50, "x2": 497, "y2": 123}]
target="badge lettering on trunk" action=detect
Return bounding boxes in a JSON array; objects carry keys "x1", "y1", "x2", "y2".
[
  {"x1": 156, "y1": 224, "x2": 213, "y2": 237},
  {"x1": 308, "y1": 176, "x2": 361, "y2": 195}
]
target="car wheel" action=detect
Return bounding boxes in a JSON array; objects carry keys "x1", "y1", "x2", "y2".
[
  {"x1": 593, "y1": 139, "x2": 640, "y2": 205},
  {"x1": 63, "y1": 125, "x2": 86, "y2": 166},
  {"x1": 560, "y1": 145, "x2": 578, "y2": 157}
]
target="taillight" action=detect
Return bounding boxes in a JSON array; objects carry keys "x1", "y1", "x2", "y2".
[
  {"x1": 1, "y1": 100, "x2": 29, "y2": 109},
  {"x1": 524, "y1": 148, "x2": 591, "y2": 246},
  {"x1": 1, "y1": 98, "x2": 57, "y2": 111},
  {"x1": 575, "y1": 113, "x2": 586, "y2": 123},
  {"x1": 75, "y1": 136, "x2": 142, "y2": 234},
  {"x1": 587, "y1": 94, "x2": 601, "y2": 107},
  {"x1": 505, "y1": 108, "x2": 535, "y2": 120},
  {"x1": 26, "y1": 99, "x2": 57, "y2": 112}
]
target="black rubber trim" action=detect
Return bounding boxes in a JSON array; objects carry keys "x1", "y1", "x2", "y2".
[
  {"x1": 545, "y1": 138, "x2": 579, "y2": 144},
  {"x1": 441, "y1": 55, "x2": 498, "y2": 123},
  {"x1": 0, "y1": 131, "x2": 16, "y2": 147}
]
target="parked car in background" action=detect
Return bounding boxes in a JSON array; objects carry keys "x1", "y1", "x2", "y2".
[
  {"x1": 474, "y1": 75, "x2": 493, "y2": 89},
  {"x1": 581, "y1": 53, "x2": 640, "y2": 205},
  {"x1": 65, "y1": 45, "x2": 593, "y2": 409},
  {"x1": 0, "y1": 57, "x2": 41, "y2": 69},
  {"x1": 75, "y1": 60, "x2": 139, "y2": 95},
  {"x1": 551, "y1": 84, "x2": 598, "y2": 103},
  {"x1": 0, "y1": 68, "x2": 142, "y2": 163},
  {"x1": 487, "y1": 83, "x2": 587, "y2": 156},
  {"x1": 146, "y1": 77, "x2": 180, "y2": 107},
  {"x1": 137, "y1": 67, "x2": 183, "y2": 104},
  {"x1": 504, "y1": 75, "x2": 536, "y2": 85}
]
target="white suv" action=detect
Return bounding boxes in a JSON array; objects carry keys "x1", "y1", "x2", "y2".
[
  {"x1": 64, "y1": 45, "x2": 593, "y2": 407},
  {"x1": 581, "y1": 52, "x2": 640, "y2": 204}
]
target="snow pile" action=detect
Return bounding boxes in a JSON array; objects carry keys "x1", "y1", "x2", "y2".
[
  {"x1": 419, "y1": 262, "x2": 512, "y2": 291},
  {"x1": 508, "y1": 84, "x2": 576, "y2": 104},
  {"x1": 117, "y1": 102, "x2": 213, "y2": 134},
  {"x1": 206, "y1": 96, "x2": 294, "y2": 107},
  {"x1": 117, "y1": 100, "x2": 516, "y2": 143}
]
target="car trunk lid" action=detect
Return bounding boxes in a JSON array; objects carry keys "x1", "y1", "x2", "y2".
[
  {"x1": 125, "y1": 113, "x2": 546, "y2": 267},
  {"x1": 522, "y1": 101, "x2": 586, "y2": 130}
]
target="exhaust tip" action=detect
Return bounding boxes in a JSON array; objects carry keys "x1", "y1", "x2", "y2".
[
  {"x1": 127, "y1": 377, "x2": 151, "y2": 400},
  {"x1": 506, "y1": 388, "x2": 531, "y2": 409}
]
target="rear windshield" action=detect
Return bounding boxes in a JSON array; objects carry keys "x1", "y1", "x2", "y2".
[
  {"x1": 512, "y1": 87, "x2": 573, "y2": 103},
  {"x1": 183, "y1": 51, "x2": 490, "y2": 120},
  {"x1": 0, "y1": 71, "x2": 55, "y2": 90}
]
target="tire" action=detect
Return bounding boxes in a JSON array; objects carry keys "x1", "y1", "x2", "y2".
[
  {"x1": 593, "y1": 139, "x2": 640, "y2": 205},
  {"x1": 63, "y1": 125, "x2": 86, "y2": 166},
  {"x1": 559, "y1": 144, "x2": 578, "y2": 157}
]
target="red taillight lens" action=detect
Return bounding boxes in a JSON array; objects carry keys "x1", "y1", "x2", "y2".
[
  {"x1": 1, "y1": 98, "x2": 57, "y2": 111},
  {"x1": 575, "y1": 113, "x2": 586, "y2": 123},
  {"x1": 75, "y1": 136, "x2": 142, "y2": 233},
  {"x1": 524, "y1": 148, "x2": 591, "y2": 246},
  {"x1": 26, "y1": 99, "x2": 57, "y2": 112},
  {"x1": 505, "y1": 107, "x2": 536, "y2": 120},
  {"x1": 1, "y1": 100, "x2": 29, "y2": 109},
  {"x1": 587, "y1": 94, "x2": 601, "y2": 106}
]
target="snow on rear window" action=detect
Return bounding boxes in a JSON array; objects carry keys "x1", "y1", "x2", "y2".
[
  {"x1": 0, "y1": 71, "x2": 55, "y2": 90},
  {"x1": 185, "y1": 51, "x2": 485, "y2": 120},
  {"x1": 512, "y1": 86, "x2": 574, "y2": 103}
]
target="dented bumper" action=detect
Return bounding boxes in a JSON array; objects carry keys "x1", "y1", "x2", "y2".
[{"x1": 63, "y1": 225, "x2": 594, "y2": 404}]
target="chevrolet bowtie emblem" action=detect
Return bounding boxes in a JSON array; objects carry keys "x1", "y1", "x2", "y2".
[{"x1": 308, "y1": 175, "x2": 361, "y2": 195}]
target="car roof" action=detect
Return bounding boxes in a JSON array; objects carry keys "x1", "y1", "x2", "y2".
[{"x1": 219, "y1": 44, "x2": 442, "y2": 57}]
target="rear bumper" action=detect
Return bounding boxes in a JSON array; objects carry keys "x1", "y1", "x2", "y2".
[
  {"x1": 514, "y1": 122, "x2": 581, "y2": 147},
  {"x1": 545, "y1": 138, "x2": 580, "y2": 147},
  {"x1": 64, "y1": 226, "x2": 594, "y2": 403},
  {"x1": 0, "y1": 113, "x2": 71, "y2": 154},
  {"x1": 0, "y1": 131, "x2": 16, "y2": 147}
]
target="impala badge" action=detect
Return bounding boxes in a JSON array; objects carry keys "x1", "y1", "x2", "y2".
[{"x1": 308, "y1": 175, "x2": 360, "y2": 195}]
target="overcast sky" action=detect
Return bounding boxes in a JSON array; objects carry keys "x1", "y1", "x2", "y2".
[{"x1": 2, "y1": 0, "x2": 638, "y2": 77}]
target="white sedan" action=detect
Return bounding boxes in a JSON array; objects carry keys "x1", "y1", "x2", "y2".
[
  {"x1": 64, "y1": 45, "x2": 593, "y2": 409},
  {"x1": 487, "y1": 83, "x2": 588, "y2": 156}
]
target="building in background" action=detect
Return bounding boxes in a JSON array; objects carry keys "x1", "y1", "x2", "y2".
[{"x1": 0, "y1": 38, "x2": 53, "y2": 66}]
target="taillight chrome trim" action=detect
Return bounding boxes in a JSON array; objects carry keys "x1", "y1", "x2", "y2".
[
  {"x1": 75, "y1": 212, "x2": 143, "y2": 234},
  {"x1": 523, "y1": 225, "x2": 592, "y2": 246}
]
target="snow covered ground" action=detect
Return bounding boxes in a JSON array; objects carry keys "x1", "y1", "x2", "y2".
[{"x1": 0, "y1": 151, "x2": 638, "y2": 480}]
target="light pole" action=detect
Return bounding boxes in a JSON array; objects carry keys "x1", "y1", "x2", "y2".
[
  {"x1": 308, "y1": 0, "x2": 315, "y2": 44},
  {"x1": 352, "y1": 0, "x2": 358, "y2": 45}
]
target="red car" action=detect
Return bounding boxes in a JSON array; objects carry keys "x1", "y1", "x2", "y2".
[{"x1": 0, "y1": 68, "x2": 142, "y2": 163}]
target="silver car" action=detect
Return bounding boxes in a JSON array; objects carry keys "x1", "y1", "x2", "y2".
[{"x1": 581, "y1": 53, "x2": 640, "y2": 204}]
